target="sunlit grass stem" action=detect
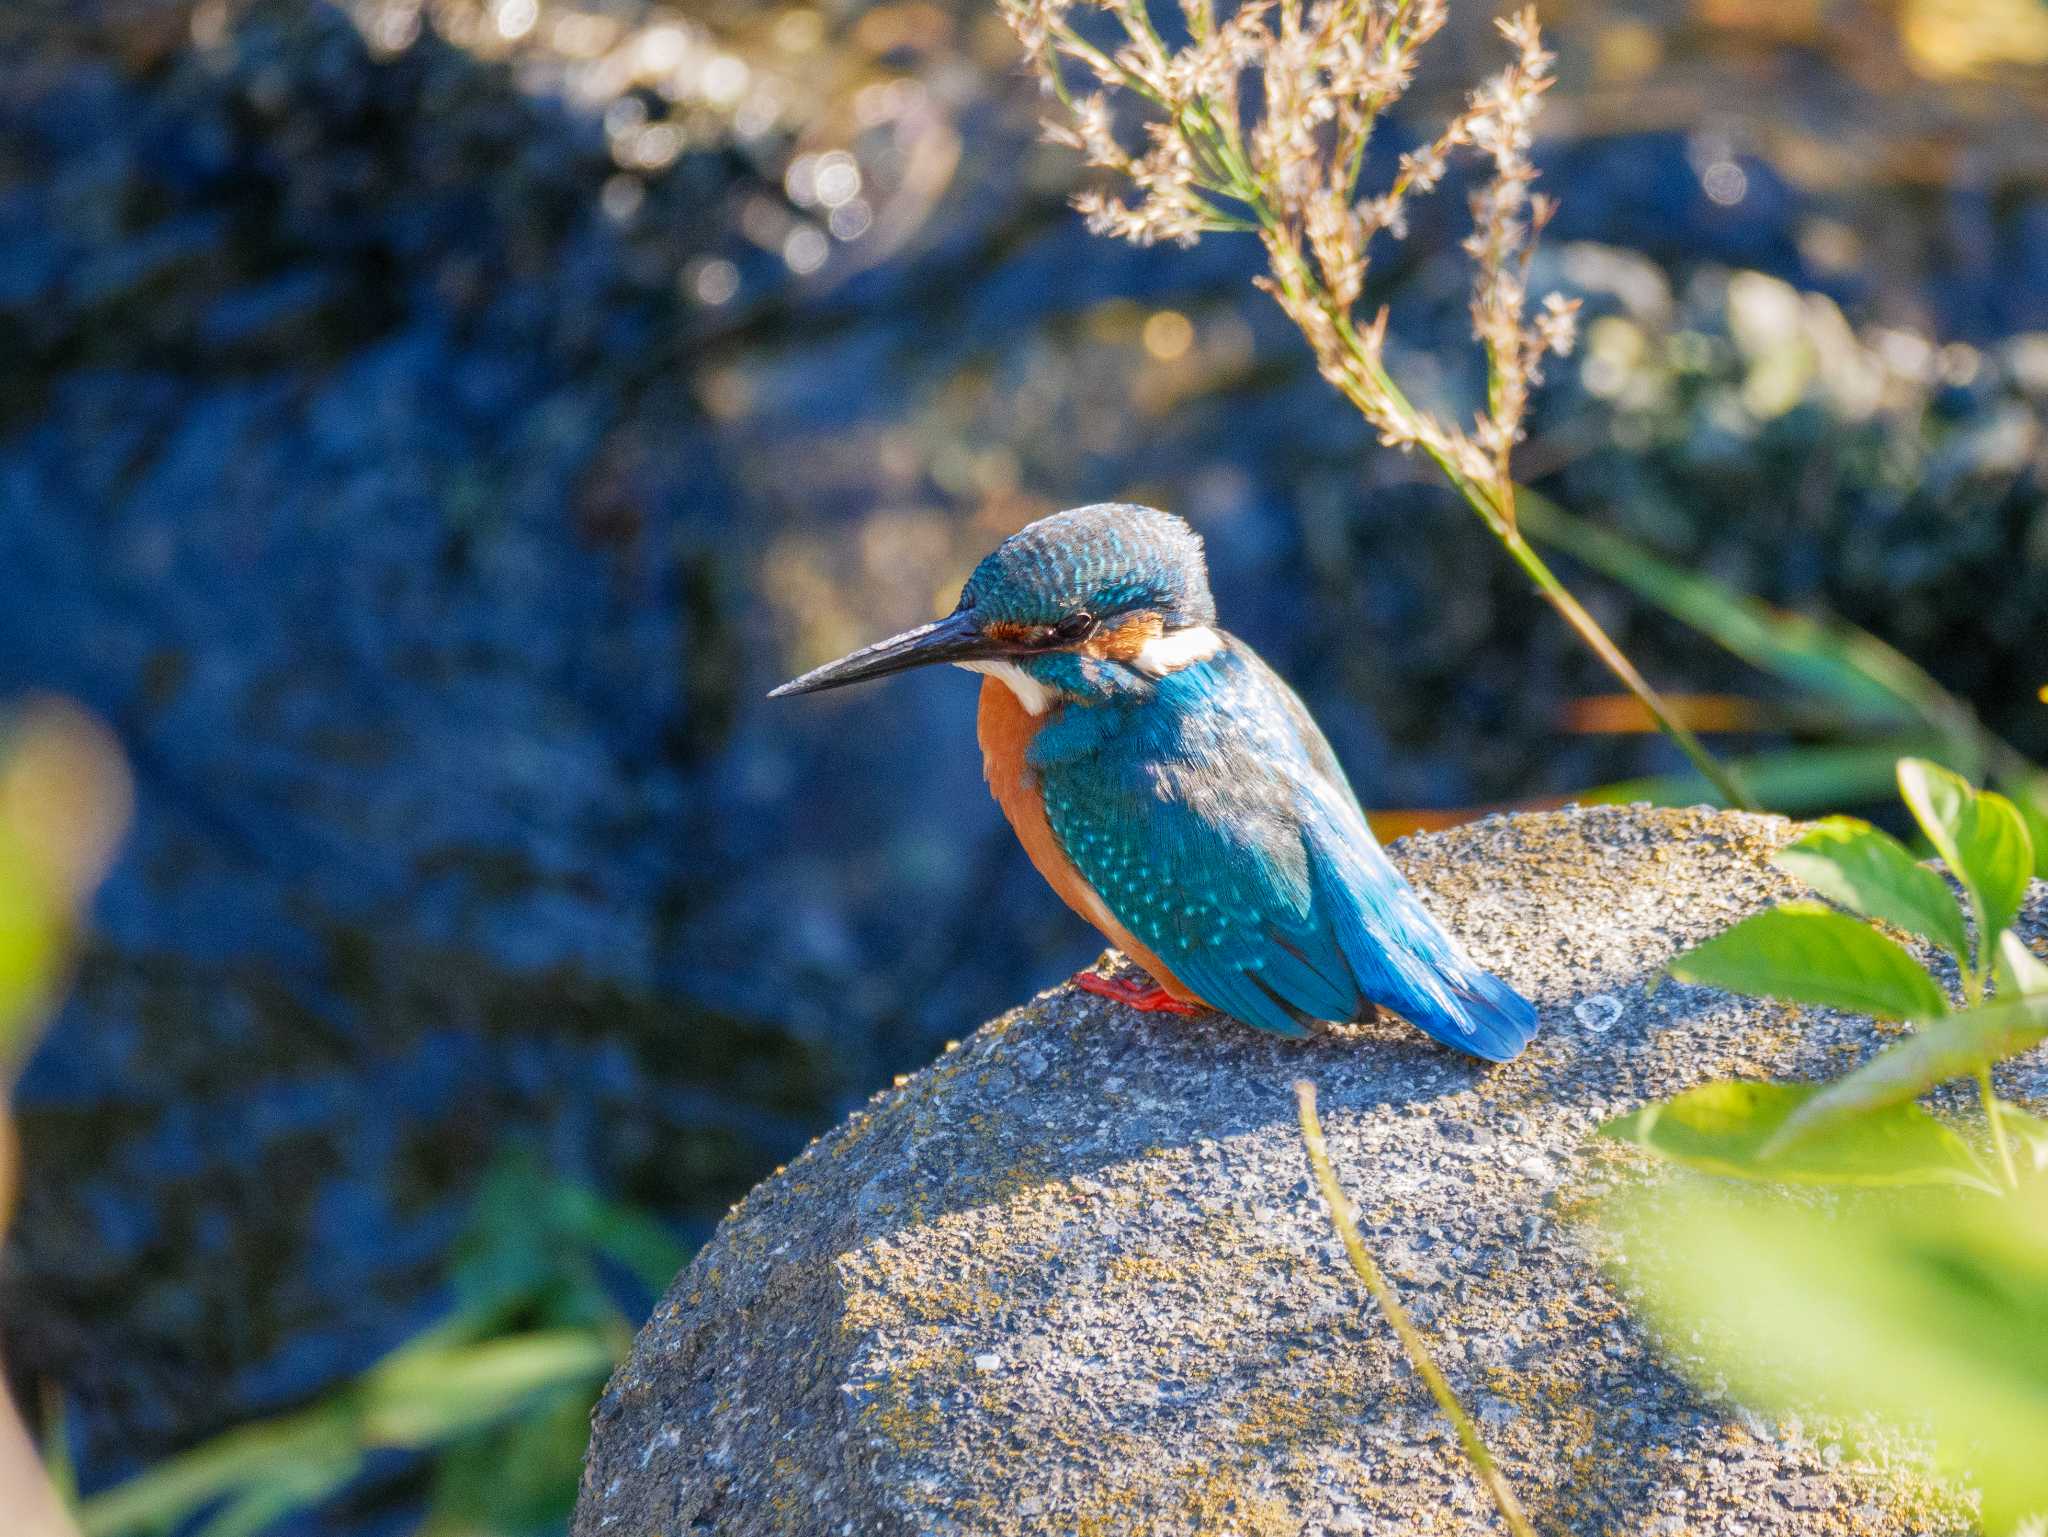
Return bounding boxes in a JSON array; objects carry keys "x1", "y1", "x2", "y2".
[
  {"x1": 1006, "y1": 0, "x2": 1758, "y2": 812},
  {"x1": 1497, "y1": 520, "x2": 1753, "y2": 808},
  {"x1": 1294, "y1": 1080, "x2": 1538, "y2": 1537},
  {"x1": 1252, "y1": 139, "x2": 1752, "y2": 812}
]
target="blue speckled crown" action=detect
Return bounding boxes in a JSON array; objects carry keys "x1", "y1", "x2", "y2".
[{"x1": 962, "y1": 504, "x2": 1216, "y2": 628}]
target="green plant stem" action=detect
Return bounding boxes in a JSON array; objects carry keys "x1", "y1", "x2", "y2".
[
  {"x1": 1494, "y1": 523, "x2": 1756, "y2": 810},
  {"x1": 1965, "y1": 978, "x2": 2016, "y2": 1187},
  {"x1": 1312, "y1": 286, "x2": 1757, "y2": 811},
  {"x1": 1294, "y1": 1081, "x2": 1538, "y2": 1537},
  {"x1": 1979, "y1": 1065, "x2": 2018, "y2": 1190},
  {"x1": 1958, "y1": 968, "x2": 2018, "y2": 1189}
]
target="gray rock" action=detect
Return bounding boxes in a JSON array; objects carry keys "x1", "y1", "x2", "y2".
[{"x1": 576, "y1": 806, "x2": 2035, "y2": 1535}]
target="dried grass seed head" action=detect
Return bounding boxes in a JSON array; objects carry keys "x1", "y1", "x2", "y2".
[{"x1": 1009, "y1": 0, "x2": 1581, "y2": 491}]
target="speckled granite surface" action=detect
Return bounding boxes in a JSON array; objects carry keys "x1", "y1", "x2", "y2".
[{"x1": 575, "y1": 806, "x2": 2043, "y2": 1535}]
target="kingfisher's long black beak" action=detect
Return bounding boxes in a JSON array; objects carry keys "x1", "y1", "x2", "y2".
[{"x1": 768, "y1": 608, "x2": 996, "y2": 698}]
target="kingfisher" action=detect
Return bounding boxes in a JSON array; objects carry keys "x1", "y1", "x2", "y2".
[{"x1": 770, "y1": 503, "x2": 1538, "y2": 1062}]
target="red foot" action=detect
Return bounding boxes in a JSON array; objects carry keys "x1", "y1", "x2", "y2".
[{"x1": 1074, "y1": 970, "x2": 1205, "y2": 1015}]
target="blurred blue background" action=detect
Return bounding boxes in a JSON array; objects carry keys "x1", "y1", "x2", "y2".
[{"x1": 1, "y1": 0, "x2": 2044, "y2": 1527}]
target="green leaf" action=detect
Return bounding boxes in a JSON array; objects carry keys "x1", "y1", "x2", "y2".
[
  {"x1": 77, "y1": 1408, "x2": 360, "y2": 1537},
  {"x1": 2004, "y1": 771, "x2": 2048, "y2": 881},
  {"x1": 1763, "y1": 993, "x2": 2048, "y2": 1155},
  {"x1": 1773, "y1": 816, "x2": 1969, "y2": 962},
  {"x1": 1599, "y1": 1080, "x2": 1994, "y2": 1189},
  {"x1": 190, "y1": 1465, "x2": 358, "y2": 1537},
  {"x1": 1898, "y1": 758, "x2": 2035, "y2": 954},
  {"x1": 1993, "y1": 930, "x2": 2048, "y2": 1000},
  {"x1": 363, "y1": 1330, "x2": 612, "y2": 1448},
  {"x1": 1898, "y1": 756, "x2": 1974, "y2": 868},
  {"x1": 424, "y1": 1382, "x2": 594, "y2": 1532},
  {"x1": 1596, "y1": 1178, "x2": 2048, "y2": 1532},
  {"x1": 1963, "y1": 788, "x2": 2032, "y2": 946},
  {"x1": 1667, "y1": 900, "x2": 1950, "y2": 1021},
  {"x1": 452, "y1": 1147, "x2": 689, "y2": 1321},
  {"x1": 39, "y1": 1385, "x2": 76, "y2": 1507},
  {"x1": 1994, "y1": 1100, "x2": 2048, "y2": 1178}
]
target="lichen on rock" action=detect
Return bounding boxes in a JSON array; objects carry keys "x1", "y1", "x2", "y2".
[{"x1": 574, "y1": 805, "x2": 2040, "y2": 1535}]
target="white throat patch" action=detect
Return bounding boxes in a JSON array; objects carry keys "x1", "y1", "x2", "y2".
[
  {"x1": 958, "y1": 659, "x2": 1054, "y2": 716},
  {"x1": 1132, "y1": 624, "x2": 1223, "y2": 677}
]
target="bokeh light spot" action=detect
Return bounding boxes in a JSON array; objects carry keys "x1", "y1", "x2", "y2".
[
  {"x1": 631, "y1": 123, "x2": 683, "y2": 170},
  {"x1": 785, "y1": 153, "x2": 819, "y2": 205},
  {"x1": 701, "y1": 55, "x2": 750, "y2": 105},
  {"x1": 1581, "y1": 315, "x2": 1644, "y2": 400},
  {"x1": 688, "y1": 258, "x2": 741, "y2": 305},
  {"x1": 1903, "y1": 0, "x2": 2048, "y2": 76},
  {"x1": 604, "y1": 95, "x2": 647, "y2": 137},
  {"x1": 812, "y1": 152, "x2": 862, "y2": 209},
  {"x1": 550, "y1": 10, "x2": 619, "y2": 57},
  {"x1": 1702, "y1": 160, "x2": 1748, "y2": 206},
  {"x1": 783, "y1": 225, "x2": 829, "y2": 274},
  {"x1": 1593, "y1": 21, "x2": 1661, "y2": 81},
  {"x1": 775, "y1": 8, "x2": 826, "y2": 53},
  {"x1": 494, "y1": 0, "x2": 537, "y2": 42},
  {"x1": 828, "y1": 199, "x2": 873, "y2": 241},
  {"x1": 1798, "y1": 218, "x2": 1862, "y2": 275},
  {"x1": 1142, "y1": 310, "x2": 1195, "y2": 361},
  {"x1": 1936, "y1": 342, "x2": 1981, "y2": 387},
  {"x1": 635, "y1": 23, "x2": 690, "y2": 73},
  {"x1": 600, "y1": 174, "x2": 644, "y2": 222}
]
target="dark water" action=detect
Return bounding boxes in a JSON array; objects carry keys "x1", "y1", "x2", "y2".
[{"x1": 2, "y1": 0, "x2": 2045, "y2": 1512}]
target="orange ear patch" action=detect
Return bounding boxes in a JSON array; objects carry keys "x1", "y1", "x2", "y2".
[{"x1": 1088, "y1": 611, "x2": 1164, "y2": 662}]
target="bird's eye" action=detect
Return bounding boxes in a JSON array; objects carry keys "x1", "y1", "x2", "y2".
[{"x1": 1052, "y1": 611, "x2": 1096, "y2": 642}]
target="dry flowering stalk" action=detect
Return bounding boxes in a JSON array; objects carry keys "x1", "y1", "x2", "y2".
[{"x1": 1004, "y1": 0, "x2": 1753, "y2": 808}]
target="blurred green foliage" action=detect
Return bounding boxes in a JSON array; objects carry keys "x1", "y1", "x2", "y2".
[
  {"x1": 1602, "y1": 1180, "x2": 2048, "y2": 1533},
  {"x1": 0, "y1": 706, "x2": 676, "y2": 1537},
  {"x1": 0, "y1": 817, "x2": 62, "y2": 1073},
  {"x1": 0, "y1": 708, "x2": 128, "y2": 1537},
  {"x1": 1599, "y1": 760, "x2": 2048, "y2": 1530},
  {"x1": 0, "y1": 701, "x2": 130, "y2": 1124},
  {"x1": 73, "y1": 1152, "x2": 685, "y2": 1537},
  {"x1": 0, "y1": 710, "x2": 124, "y2": 1076}
]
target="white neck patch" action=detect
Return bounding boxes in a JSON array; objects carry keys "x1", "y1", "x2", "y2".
[
  {"x1": 1132, "y1": 624, "x2": 1223, "y2": 677},
  {"x1": 958, "y1": 659, "x2": 1055, "y2": 716}
]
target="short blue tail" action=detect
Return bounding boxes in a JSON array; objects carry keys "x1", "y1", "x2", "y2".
[
  {"x1": 1311, "y1": 829, "x2": 1543, "y2": 1063},
  {"x1": 1409, "y1": 966, "x2": 1539, "y2": 1064}
]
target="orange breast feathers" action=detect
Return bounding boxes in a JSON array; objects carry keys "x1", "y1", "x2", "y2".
[{"x1": 974, "y1": 676, "x2": 1205, "y2": 1006}]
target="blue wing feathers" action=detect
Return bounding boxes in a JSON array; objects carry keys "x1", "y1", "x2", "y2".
[
  {"x1": 1035, "y1": 637, "x2": 1539, "y2": 1061},
  {"x1": 1253, "y1": 924, "x2": 1360, "y2": 1022}
]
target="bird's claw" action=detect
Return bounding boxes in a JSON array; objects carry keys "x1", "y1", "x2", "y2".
[{"x1": 1073, "y1": 969, "x2": 1205, "y2": 1015}]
